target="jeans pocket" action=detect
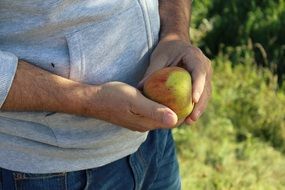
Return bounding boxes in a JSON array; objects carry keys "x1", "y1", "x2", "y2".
[{"x1": 13, "y1": 172, "x2": 66, "y2": 190}]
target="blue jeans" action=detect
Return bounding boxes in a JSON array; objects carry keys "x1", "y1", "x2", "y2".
[{"x1": 0, "y1": 129, "x2": 181, "y2": 190}]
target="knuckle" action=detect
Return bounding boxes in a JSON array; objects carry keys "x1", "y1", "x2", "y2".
[
  {"x1": 195, "y1": 67, "x2": 207, "y2": 78},
  {"x1": 207, "y1": 88, "x2": 212, "y2": 97},
  {"x1": 205, "y1": 62, "x2": 213, "y2": 77},
  {"x1": 203, "y1": 86, "x2": 212, "y2": 99},
  {"x1": 208, "y1": 58, "x2": 212, "y2": 65},
  {"x1": 206, "y1": 62, "x2": 212, "y2": 72},
  {"x1": 191, "y1": 62, "x2": 206, "y2": 74},
  {"x1": 191, "y1": 46, "x2": 203, "y2": 54},
  {"x1": 209, "y1": 66, "x2": 213, "y2": 76},
  {"x1": 201, "y1": 103, "x2": 208, "y2": 113},
  {"x1": 191, "y1": 115, "x2": 198, "y2": 121},
  {"x1": 206, "y1": 59, "x2": 212, "y2": 68}
]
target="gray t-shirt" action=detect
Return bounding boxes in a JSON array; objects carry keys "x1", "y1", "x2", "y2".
[{"x1": 0, "y1": 0, "x2": 160, "y2": 173}]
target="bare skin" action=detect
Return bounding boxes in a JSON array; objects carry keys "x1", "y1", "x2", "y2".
[
  {"x1": 139, "y1": 0, "x2": 212, "y2": 125},
  {"x1": 1, "y1": 61, "x2": 177, "y2": 132},
  {"x1": 1, "y1": 0, "x2": 212, "y2": 131}
]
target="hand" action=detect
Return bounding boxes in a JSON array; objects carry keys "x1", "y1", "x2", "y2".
[
  {"x1": 83, "y1": 81, "x2": 178, "y2": 132},
  {"x1": 138, "y1": 38, "x2": 212, "y2": 125}
]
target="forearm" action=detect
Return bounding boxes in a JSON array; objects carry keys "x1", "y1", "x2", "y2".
[
  {"x1": 0, "y1": 60, "x2": 179, "y2": 131},
  {"x1": 1, "y1": 60, "x2": 99, "y2": 116},
  {"x1": 159, "y1": 0, "x2": 191, "y2": 42}
]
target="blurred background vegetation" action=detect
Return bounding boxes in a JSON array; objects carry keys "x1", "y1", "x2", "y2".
[{"x1": 173, "y1": 0, "x2": 285, "y2": 189}]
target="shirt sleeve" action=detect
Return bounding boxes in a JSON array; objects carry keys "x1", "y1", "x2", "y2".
[{"x1": 0, "y1": 50, "x2": 18, "y2": 108}]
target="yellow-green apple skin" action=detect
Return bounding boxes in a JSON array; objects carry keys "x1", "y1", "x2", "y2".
[{"x1": 143, "y1": 66, "x2": 193, "y2": 119}]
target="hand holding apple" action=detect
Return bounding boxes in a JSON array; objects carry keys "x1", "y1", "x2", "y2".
[
  {"x1": 138, "y1": 38, "x2": 212, "y2": 125},
  {"x1": 90, "y1": 81, "x2": 178, "y2": 132},
  {"x1": 143, "y1": 67, "x2": 194, "y2": 120}
]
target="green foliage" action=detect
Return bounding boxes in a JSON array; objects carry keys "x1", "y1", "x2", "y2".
[
  {"x1": 191, "y1": 0, "x2": 285, "y2": 84},
  {"x1": 212, "y1": 58, "x2": 285, "y2": 151},
  {"x1": 174, "y1": 122, "x2": 285, "y2": 190},
  {"x1": 174, "y1": 60, "x2": 285, "y2": 189},
  {"x1": 174, "y1": 1, "x2": 285, "y2": 189}
]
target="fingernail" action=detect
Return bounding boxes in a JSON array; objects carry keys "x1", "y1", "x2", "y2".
[
  {"x1": 163, "y1": 112, "x2": 176, "y2": 126},
  {"x1": 193, "y1": 92, "x2": 200, "y2": 103}
]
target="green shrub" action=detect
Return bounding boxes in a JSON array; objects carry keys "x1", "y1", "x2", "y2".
[
  {"x1": 175, "y1": 2, "x2": 285, "y2": 188},
  {"x1": 199, "y1": 56, "x2": 285, "y2": 151},
  {"x1": 191, "y1": 0, "x2": 285, "y2": 84},
  {"x1": 174, "y1": 58, "x2": 285, "y2": 189}
]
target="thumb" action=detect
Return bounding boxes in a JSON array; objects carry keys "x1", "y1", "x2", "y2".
[
  {"x1": 135, "y1": 94, "x2": 178, "y2": 127},
  {"x1": 137, "y1": 55, "x2": 169, "y2": 90}
]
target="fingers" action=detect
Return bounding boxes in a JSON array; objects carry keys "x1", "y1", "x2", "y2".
[
  {"x1": 127, "y1": 115, "x2": 177, "y2": 132},
  {"x1": 175, "y1": 118, "x2": 185, "y2": 127},
  {"x1": 121, "y1": 117, "x2": 162, "y2": 132},
  {"x1": 132, "y1": 93, "x2": 178, "y2": 128},
  {"x1": 137, "y1": 55, "x2": 168, "y2": 90},
  {"x1": 183, "y1": 47, "x2": 209, "y2": 103},
  {"x1": 185, "y1": 80, "x2": 211, "y2": 124},
  {"x1": 185, "y1": 47, "x2": 212, "y2": 124},
  {"x1": 183, "y1": 47, "x2": 212, "y2": 124},
  {"x1": 137, "y1": 44, "x2": 183, "y2": 89},
  {"x1": 191, "y1": 68, "x2": 206, "y2": 103},
  {"x1": 98, "y1": 82, "x2": 179, "y2": 132},
  {"x1": 136, "y1": 42, "x2": 212, "y2": 128}
]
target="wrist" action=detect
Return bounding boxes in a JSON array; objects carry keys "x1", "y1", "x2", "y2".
[
  {"x1": 65, "y1": 83, "x2": 102, "y2": 117},
  {"x1": 160, "y1": 32, "x2": 190, "y2": 43},
  {"x1": 158, "y1": 0, "x2": 191, "y2": 43}
]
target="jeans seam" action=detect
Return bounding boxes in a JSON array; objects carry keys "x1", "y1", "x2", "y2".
[
  {"x1": 129, "y1": 154, "x2": 139, "y2": 190},
  {"x1": 64, "y1": 173, "x2": 67, "y2": 190},
  {"x1": 160, "y1": 130, "x2": 173, "y2": 160},
  {"x1": 84, "y1": 170, "x2": 90, "y2": 190},
  {"x1": 137, "y1": 149, "x2": 147, "y2": 168}
]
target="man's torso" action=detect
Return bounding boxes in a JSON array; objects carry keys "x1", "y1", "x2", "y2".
[{"x1": 0, "y1": 0, "x2": 160, "y2": 173}]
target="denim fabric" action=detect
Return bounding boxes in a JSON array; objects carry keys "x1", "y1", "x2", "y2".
[{"x1": 0, "y1": 129, "x2": 181, "y2": 190}]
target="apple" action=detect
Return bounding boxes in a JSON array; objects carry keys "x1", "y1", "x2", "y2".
[{"x1": 143, "y1": 66, "x2": 193, "y2": 119}]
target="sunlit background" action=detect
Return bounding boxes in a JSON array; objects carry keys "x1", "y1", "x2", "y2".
[{"x1": 173, "y1": 1, "x2": 285, "y2": 189}]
